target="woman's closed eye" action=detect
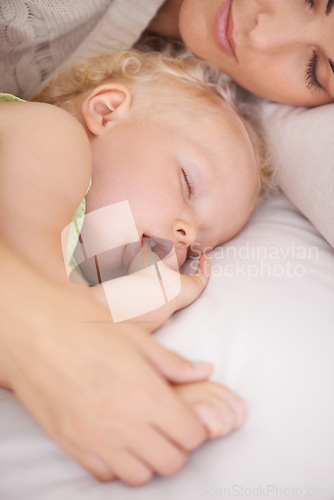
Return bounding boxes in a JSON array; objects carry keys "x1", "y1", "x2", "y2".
[
  {"x1": 305, "y1": 51, "x2": 322, "y2": 90},
  {"x1": 304, "y1": 0, "x2": 325, "y2": 92},
  {"x1": 304, "y1": 0, "x2": 334, "y2": 94}
]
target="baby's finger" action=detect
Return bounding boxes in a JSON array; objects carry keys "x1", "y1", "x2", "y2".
[
  {"x1": 191, "y1": 401, "x2": 235, "y2": 439},
  {"x1": 202, "y1": 382, "x2": 247, "y2": 430},
  {"x1": 176, "y1": 255, "x2": 210, "y2": 310},
  {"x1": 184, "y1": 254, "x2": 210, "y2": 292},
  {"x1": 193, "y1": 254, "x2": 210, "y2": 285},
  {"x1": 174, "y1": 381, "x2": 247, "y2": 439},
  {"x1": 173, "y1": 383, "x2": 234, "y2": 438}
]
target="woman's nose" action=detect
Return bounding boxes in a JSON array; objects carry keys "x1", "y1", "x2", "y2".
[{"x1": 249, "y1": 9, "x2": 322, "y2": 52}]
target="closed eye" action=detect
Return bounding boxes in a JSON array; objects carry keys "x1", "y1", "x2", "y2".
[
  {"x1": 305, "y1": 51, "x2": 322, "y2": 90},
  {"x1": 326, "y1": 0, "x2": 334, "y2": 14},
  {"x1": 305, "y1": 0, "x2": 334, "y2": 13},
  {"x1": 182, "y1": 168, "x2": 195, "y2": 198}
]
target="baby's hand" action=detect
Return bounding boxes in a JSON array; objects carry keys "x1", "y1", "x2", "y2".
[
  {"x1": 174, "y1": 381, "x2": 246, "y2": 439},
  {"x1": 173, "y1": 254, "x2": 210, "y2": 311},
  {"x1": 128, "y1": 239, "x2": 210, "y2": 332}
]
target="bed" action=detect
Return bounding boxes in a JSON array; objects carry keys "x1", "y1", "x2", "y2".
[{"x1": 1, "y1": 188, "x2": 333, "y2": 499}]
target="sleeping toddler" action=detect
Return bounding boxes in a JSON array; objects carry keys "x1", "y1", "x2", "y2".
[{"x1": 0, "y1": 48, "x2": 271, "y2": 482}]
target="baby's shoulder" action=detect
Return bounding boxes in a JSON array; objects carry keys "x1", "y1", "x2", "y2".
[
  {"x1": 0, "y1": 101, "x2": 91, "y2": 196},
  {"x1": 0, "y1": 101, "x2": 88, "y2": 152}
]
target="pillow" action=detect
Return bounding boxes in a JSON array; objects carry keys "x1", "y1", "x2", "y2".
[
  {"x1": 258, "y1": 99, "x2": 334, "y2": 248},
  {"x1": 0, "y1": 195, "x2": 333, "y2": 499}
]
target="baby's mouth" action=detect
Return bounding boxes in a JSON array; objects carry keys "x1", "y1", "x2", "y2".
[
  {"x1": 122, "y1": 235, "x2": 157, "y2": 269},
  {"x1": 123, "y1": 236, "x2": 178, "y2": 271},
  {"x1": 148, "y1": 237, "x2": 158, "y2": 250},
  {"x1": 122, "y1": 240, "x2": 142, "y2": 269}
]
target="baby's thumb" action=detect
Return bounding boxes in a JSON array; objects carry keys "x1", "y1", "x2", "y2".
[
  {"x1": 177, "y1": 254, "x2": 210, "y2": 310},
  {"x1": 193, "y1": 254, "x2": 210, "y2": 288},
  {"x1": 141, "y1": 337, "x2": 213, "y2": 383}
]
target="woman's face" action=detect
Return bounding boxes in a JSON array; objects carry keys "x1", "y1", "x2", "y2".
[{"x1": 179, "y1": 0, "x2": 334, "y2": 106}]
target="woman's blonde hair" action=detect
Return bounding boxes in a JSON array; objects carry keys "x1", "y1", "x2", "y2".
[{"x1": 34, "y1": 48, "x2": 275, "y2": 201}]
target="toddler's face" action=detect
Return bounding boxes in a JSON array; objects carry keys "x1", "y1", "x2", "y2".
[{"x1": 85, "y1": 103, "x2": 258, "y2": 270}]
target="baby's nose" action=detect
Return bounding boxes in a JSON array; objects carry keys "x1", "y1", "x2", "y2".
[{"x1": 173, "y1": 219, "x2": 197, "y2": 248}]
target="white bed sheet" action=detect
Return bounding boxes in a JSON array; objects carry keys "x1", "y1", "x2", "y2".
[{"x1": 1, "y1": 194, "x2": 333, "y2": 500}]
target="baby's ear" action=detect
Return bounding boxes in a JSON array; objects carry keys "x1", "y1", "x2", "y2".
[{"x1": 81, "y1": 83, "x2": 132, "y2": 135}]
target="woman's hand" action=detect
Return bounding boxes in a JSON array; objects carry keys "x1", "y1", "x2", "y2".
[{"x1": 0, "y1": 241, "x2": 215, "y2": 485}]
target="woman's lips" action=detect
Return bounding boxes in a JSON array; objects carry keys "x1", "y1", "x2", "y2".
[{"x1": 215, "y1": 0, "x2": 237, "y2": 60}]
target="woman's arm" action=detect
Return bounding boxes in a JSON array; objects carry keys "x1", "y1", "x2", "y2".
[{"x1": 0, "y1": 238, "x2": 217, "y2": 484}]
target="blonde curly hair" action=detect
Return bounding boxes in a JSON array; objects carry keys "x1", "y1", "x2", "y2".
[{"x1": 34, "y1": 48, "x2": 275, "y2": 201}]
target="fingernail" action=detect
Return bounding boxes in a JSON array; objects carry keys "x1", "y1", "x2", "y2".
[
  {"x1": 90, "y1": 456, "x2": 114, "y2": 481},
  {"x1": 192, "y1": 361, "x2": 214, "y2": 374}
]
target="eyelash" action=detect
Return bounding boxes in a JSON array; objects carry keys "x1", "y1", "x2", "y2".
[
  {"x1": 305, "y1": 51, "x2": 321, "y2": 90},
  {"x1": 182, "y1": 169, "x2": 195, "y2": 198},
  {"x1": 306, "y1": 0, "x2": 334, "y2": 14},
  {"x1": 326, "y1": 0, "x2": 334, "y2": 13}
]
